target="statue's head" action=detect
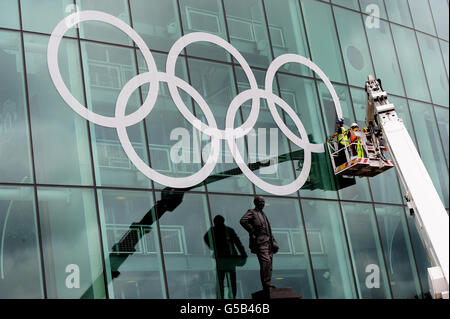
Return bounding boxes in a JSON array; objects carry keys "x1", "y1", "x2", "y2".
[{"x1": 254, "y1": 196, "x2": 265, "y2": 210}]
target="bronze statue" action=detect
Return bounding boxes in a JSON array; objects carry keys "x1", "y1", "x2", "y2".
[{"x1": 240, "y1": 196, "x2": 279, "y2": 291}]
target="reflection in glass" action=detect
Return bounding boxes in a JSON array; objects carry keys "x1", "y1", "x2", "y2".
[
  {"x1": 416, "y1": 33, "x2": 449, "y2": 107},
  {"x1": 301, "y1": 0, "x2": 347, "y2": 83},
  {"x1": 341, "y1": 202, "x2": 392, "y2": 298},
  {"x1": 0, "y1": 31, "x2": 33, "y2": 183},
  {"x1": 263, "y1": 0, "x2": 312, "y2": 77},
  {"x1": 81, "y1": 41, "x2": 151, "y2": 188},
  {"x1": 0, "y1": 186, "x2": 43, "y2": 298},
  {"x1": 24, "y1": 34, "x2": 93, "y2": 186},
  {"x1": 97, "y1": 189, "x2": 166, "y2": 298},
  {"x1": 0, "y1": 0, "x2": 20, "y2": 29},
  {"x1": 157, "y1": 191, "x2": 217, "y2": 298},
  {"x1": 409, "y1": 101, "x2": 449, "y2": 207},
  {"x1": 38, "y1": 187, "x2": 105, "y2": 298},
  {"x1": 374, "y1": 205, "x2": 421, "y2": 298},
  {"x1": 224, "y1": 0, "x2": 272, "y2": 68},
  {"x1": 334, "y1": 7, "x2": 374, "y2": 86},
  {"x1": 20, "y1": 0, "x2": 75, "y2": 36},
  {"x1": 301, "y1": 199, "x2": 356, "y2": 298},
  {"x1": 390, "y1": 25, "x2": 431, "y2": 102}
]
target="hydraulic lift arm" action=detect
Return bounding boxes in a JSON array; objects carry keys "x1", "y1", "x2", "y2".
[{"x1": 365, "y1": 76, "x2": 449, "y2": 299}]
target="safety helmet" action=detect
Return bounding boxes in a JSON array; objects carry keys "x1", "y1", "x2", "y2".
[
  {"x1": 336, "y1": 118, "x2": 344, "y2": 125},
  {"x1": 351, "y1": 122, "x2": 359, "y2": 128}
]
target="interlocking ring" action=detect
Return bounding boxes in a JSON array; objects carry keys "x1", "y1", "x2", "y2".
[{"x1": 48, "y1": 11, "x2": 343, "y2": 195}]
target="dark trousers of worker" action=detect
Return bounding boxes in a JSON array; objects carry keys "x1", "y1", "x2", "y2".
[
  {"x1": 217, "y1": 268, "x2": 237, "y2": 299},
  {"x1": 256, "y1": 242, "x2": 273, "y2": 290}
]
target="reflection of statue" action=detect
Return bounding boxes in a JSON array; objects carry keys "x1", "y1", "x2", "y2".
[
  {"x1": 204, "y1": 215, "x2": 247, "y2": 299},
  {"x1": 240, "y1": 196, "x2": 279, "y2": 291}
]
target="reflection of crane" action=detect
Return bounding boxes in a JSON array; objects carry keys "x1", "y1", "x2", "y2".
[{"x1": 328, "y1": 76, "x2": 449, "y2": 299}]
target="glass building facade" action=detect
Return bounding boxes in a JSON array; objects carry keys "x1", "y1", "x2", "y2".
[{"x1": 0, "y1": 0, "x2": 448, "y2": 299}]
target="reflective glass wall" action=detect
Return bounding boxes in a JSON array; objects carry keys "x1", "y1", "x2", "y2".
[{"x1": 0, "y1": 0, "x2": 448, "y2": 299}]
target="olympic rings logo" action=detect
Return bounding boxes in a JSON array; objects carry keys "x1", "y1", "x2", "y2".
[{"x1": 47, "y1": 11, "x2": 343, "y2": 196}]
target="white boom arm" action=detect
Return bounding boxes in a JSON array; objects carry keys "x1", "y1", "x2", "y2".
[{"x1": 365, "y1": 76, "x2": 449, "y2": 299}]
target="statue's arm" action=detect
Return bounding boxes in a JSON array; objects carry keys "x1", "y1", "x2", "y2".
[{"x1": 240, "y1": 210, "x2": 255, "y2": 235}]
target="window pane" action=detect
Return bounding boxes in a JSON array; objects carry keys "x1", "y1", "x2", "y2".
[
  {"x1": 0, "y1": 0, "x2": 20, "y2": 29},
  {"x1": 407, "y1": 214, "x2": 430, "y2": 298},
  {"x1": 440, "y1": 40, "x2": 449, "y2": 74},
  {"x1": 301, "y1": 199, "x2": 356, "y2": 298},
  {"x1": 21, "y1": 0, "x2": 76, "y2": 36},
  {"x1": 332, "y1": 0, "x2": 359, "y2": 10},
  {"x1": 80, "y1": 41, "x2": 151, "y2": 188},
  {"x1": 375, "y1": 205, "x2": 422, "y2": 298},
  {"x1": 0, "y1": 186, "x2": 43, "y2": 298},
  {"x1": 38, "y1": 187, "x2": 106, "y2": 298},
  {"x1": 389, "y1": 96, "x2": 418, "y2": 148},
  {"x1": 0, "y1": 31, "x2": 33, "y2": 183},
  {"x1": 157, "y1": 192, "x2": 217, "y2": 298},
  {"x1": 429, "y1": 0, "x2": 449, "y2": 40},
  {"x1": 178, "y1": 0, "x2": 230, "y2": 62},
  {"x1": 334, "y1": 7, "x2": 375, "y2": 86},
  {"x1": 360, "y1": 0, "x2": 387, "y2": 20},
  {"x1": 78, "y1": 0, "x2": 132, "y2": 45},
  {"x1": 366, "y1": 20, "x2": 405, "y2": 96},
  {"x1": 97, "y1": 189, "x2": 166, "y2": 299},
  {"x1": 384, "y1": 0, "x2": 413, "y2": 27},
  {"x1": 409, "y1": 100, "x2": 449, "y2": 207},
  {"x1": 435, "y1": 106, "x2": 449, "y2": 167},
  {"x1": 391, "y1": 25, "x2": 431, "y2": 102},
  {"x1": 301, "y1": 0, "x2": 347, "y2": 83},
  {"x1": 224, "y1": 0, "x2": 272, "y2": 68},
  {"x1": 417, "y1": 33, "x2": 449, "y2": 107},
  {"x1": 263, "y1": 0, "x2": 312, "y2": 77},
  {"x1": 408, "y1": 0, "x2": 436, "y2": 35},
  {"x1": 24, "y1": 34, "x2": 94, "y2": 186},
  {"x1": 130, "y1": 0, "x2": 181, "y2": 53},
  {"x1": 341, "y1": 202, "x2": 392, "y2": 298}
]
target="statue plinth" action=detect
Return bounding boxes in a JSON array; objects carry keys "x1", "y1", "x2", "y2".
[{"x1": 251, "y1": 287, "x2": 302, "y2": 300}]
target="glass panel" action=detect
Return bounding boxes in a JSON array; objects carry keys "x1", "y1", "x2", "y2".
[
  {"x1": 97, "y1": 189, "x2": 166, "y2": 299},
  {"x1": 24, "y1": 34, "x2": 93, "y2": 186},
  {"x1": 341, "y1": 202, "x2": 392, "y2": 298},
  {"x1": 366, "y1": 19, "x2": 405, "y2": 96},
  {"x1": 359, "y1": 0, "x2": 387, "y2": 19},
  {"x1": 38, "y1": 187, "x2": 106, "y2": 298},
  {"x1": 223, "y1": 0, "x2": 272, "y2": 68},
  {"x1": 388, "y1": 96, "x2": 417, "y2": 147},
  {"x1": 0, "y1": 0, "x2": 20, "y2": 29},
  {"x1": 208, "y1": 194, "x2": 317, "y2": 298},
  {"x1": 408, "y1": 0, "x2": 436, "y2": 35},
  {"x1": 301, "y1": 0, "x2": 347, "y2": 83},
  {"x1": 276, "y1": 74, "x2": 337, "y2": 199},
  {"x1": 407, "y1": 214, "x2": 430, "y2": 298},
  {"x1": 429, "y1": 0, "x2": 449, "y2": 40},
  {"x1": 409, "y1": 100, "x2": 449, "y2": 207},
  {"x1": 156, "y1": 191, "x2": 217, "y2": 298},
  {"x1": 417, "y1": 32, "x2": 449, "y2": 107},
  {"x1": 0, "y1": 186, "x2": 43, "y2": 298},
  {"x1": 435, "y1": 106, "x2": 449, "y2": 166},
  {"x1": 80, "y1": 41, "x2": 151, "y2": 188},
  {"x1": 178, "y1": 0, "x2": 230, "y2": 62},
  {"x1": 332, "y1": 0, "x2": 359, "y2": 10},
  {"x1": 440, "y1": 40, "x2": 449, "y2": 75},
  {"x1": 130, "y1": 0, "x2": 181, "y2": 53},
  {"x1": 391, "y1": 25, "x2": 431, "y2": 102},
  {"x1": 0, "y1": 30, "x2": 33, "y2": 183},
  {"x1": 77, "y1": 0, "x2": 132, "y2": 45},
  {"x1": 375, "y1": 205, "x2": 422, "y2": 298},
  {"x1": 334, "y1": 7, "x2": 375, "y2": 86},
  {"x1": 21, "y1": 0, "x2": 76, "y2": 36},
  {"x1": 301, "y1": 199, "x2": 356, "y2": 298},
  {"x1": 384, "y1": 0, "x2": 413, "y2": 27},
  {"x1": 263, "y1": 0, "x2": 312, "y2": 77}
]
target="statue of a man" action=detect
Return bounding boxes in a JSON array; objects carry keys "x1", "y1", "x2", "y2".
[{"x1": 240, "y1": 196, "x2": 279, "y2": 291}]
